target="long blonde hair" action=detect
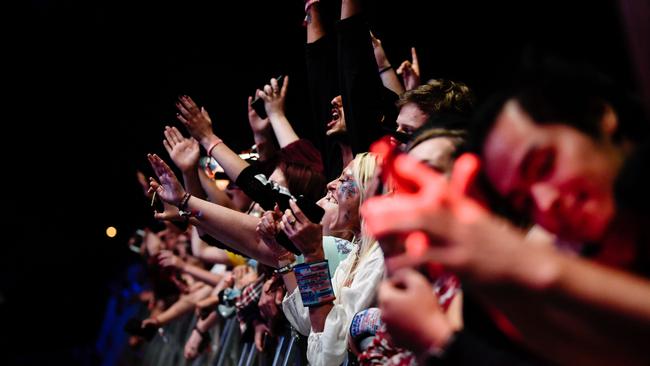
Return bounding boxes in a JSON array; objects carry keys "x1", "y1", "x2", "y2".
[{"x1": 342, "y1": 152, "x2": 380, "y2": 286}]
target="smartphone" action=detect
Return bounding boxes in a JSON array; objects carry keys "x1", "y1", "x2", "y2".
[
  {"x1": 250, "y1": 75, "x2": 284, "y2": 119},
  {"x1": 275, "y1": 193, "x2": 325, "y2": 256}
]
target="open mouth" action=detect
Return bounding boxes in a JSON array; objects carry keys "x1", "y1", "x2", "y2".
[
  {"x1": 327, "y1": 109, "x2": 340, "y2": 130},
  {"x1": 325, "y1": 192, "x2": 338, "y2": 204}
]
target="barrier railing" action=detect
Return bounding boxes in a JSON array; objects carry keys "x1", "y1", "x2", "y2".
[{"x1": 131, "y1": 312, "x2": 307, "y2": 366}]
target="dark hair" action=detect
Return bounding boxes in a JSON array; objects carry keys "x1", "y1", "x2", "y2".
[
  {"x1": 397, "y1": 79, "x2": 475, "y2": 117},
  {"x1": 248, "y1": 143, "x2": 326, "y2": 209},
  {"x1": 468, "y1": 58, "x2": 650, "y2": 227},
  {"x1": 407, "y1": 126, "x2": 468, "y2": 162},
  {"x1": 281, "y1": 162, "x2": 327, "y2": 204},
  {"x1": 469, "y1": 59, "x2": 650, "y2": 155}
]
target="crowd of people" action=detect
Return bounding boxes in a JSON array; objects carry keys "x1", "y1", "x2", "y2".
[{"x1": 114, "y1": 0, "x2": 650, "y2": 365}]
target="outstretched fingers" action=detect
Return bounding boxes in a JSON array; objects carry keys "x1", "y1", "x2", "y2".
[{"x1": 280, "y1": 75, "x2": 289, "y2": 97}]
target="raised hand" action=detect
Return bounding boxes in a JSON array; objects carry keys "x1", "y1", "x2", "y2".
[
  {"x1": 360, "y1": 152, "x2": 520, "y2": 282},
  {"x1": 379, "y1": 269, "x2": 453, "y2": 355},
  {"x1": 256, "y1": 206, "x2": 290, "y2": 257},
  {"x1": 256, "y1": 76, "x2": 290, "y2": 119},
  {"x1": 147, "y1": 153, "x2": 187, "y2": 207},
  {"x1": 370, "y1": 31, "x2": 405, "y2": 96},
  {"x1": 280, "y1": 199, "x2": 324, "y2": 260},
  {"x1": 146, "y1": 184, "x2": 183, "y2": 222},
  {"x1": 158, "y1": 250, "x2": 185, "y2": 269},
  {"x1": 163, "y1": 126, "x2": 200, "y2": 173},
  {"x1": 370, "y1": 31, "x2": 391, "y2": 71},
  {"x1": 248, "y1": 95, "x2": 270, "y2": 134},
  {"x1": 396, "y1": 47, "x2": 421, "y2": 91},
  {"x1": 258, "y1": 277, "x2": 284, "y2": 321},
  {"x1": 233, "y1": 265, "x2": 258, "y2": 289},
  {"x1": 176, "y1": 96, "x2": 217, "y2": 146}
]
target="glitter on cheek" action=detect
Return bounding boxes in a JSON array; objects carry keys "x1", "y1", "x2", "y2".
[{"x1": 338, "y1": 180, "x2": 359, "y2": 201}]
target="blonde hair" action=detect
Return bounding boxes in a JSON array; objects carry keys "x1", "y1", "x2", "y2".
[{"x1": 342, "y1": 152, "x2": 380, "y2": 286}]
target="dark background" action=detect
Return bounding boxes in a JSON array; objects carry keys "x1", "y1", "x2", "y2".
[{"x1": 3, "y1": 0, "x2": 638, "y2": 364}]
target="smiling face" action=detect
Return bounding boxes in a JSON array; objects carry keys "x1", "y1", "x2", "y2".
[
  {"x1": 317, "y1": 161, "x2": 361, "y2": 237},
  {"x1": 326, "y1": 95, "x2": 347, "y2": 136},
  {"x1": 482, "y1": 100, "x2": 622, "y2": 242}
]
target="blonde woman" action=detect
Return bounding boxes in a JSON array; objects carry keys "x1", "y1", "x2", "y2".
[{"x1": 272, "y1": 153, "x2": 384, "y2": 366}]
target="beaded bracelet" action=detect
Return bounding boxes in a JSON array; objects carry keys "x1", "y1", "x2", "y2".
[
  {"x1": 178, "y1": 192, "x2": 191, "y2": 210},
  {"x1": 275, "y1": 262, "x2": 294, "y2": 275},
  {"x1": 294, "y1": 260, "x2": 335, "y2": 307}
]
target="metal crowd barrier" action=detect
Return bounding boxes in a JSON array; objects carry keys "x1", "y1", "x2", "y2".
[{"x1": 129, "y1": 311, "x2": 307, "y2": 366}]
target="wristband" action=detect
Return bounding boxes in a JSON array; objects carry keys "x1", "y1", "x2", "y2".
[
  {"x1": 179, "y1": 208, "x2": 202, "y2": 219},
  {"x1": 179, "y1": 193, "x2": 191, "y2": 210},
  {"x1": 206, "y1": 138, "x2": 223, "y2": 157},
  {"x1": 275, "y1": 262, "x2": 294, "y2": 275},
  {"x1": 378, "y1": 65, "x2": 393, "y2": 74},
  {"x1": 294, "y1": 260, "x2": 335, "y2": 307}
]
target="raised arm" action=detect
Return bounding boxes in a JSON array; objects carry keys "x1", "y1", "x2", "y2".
[
  {"x1": 176, "y1": 96, "x2": 249, "y2": 182},
  {"x1": 396, "y1": 47, "x2": 421, "y2": 91},
  {"x1": 247, "y1": 95, "x2": 276, "y2": 161},
  {"x1": 190, "y1": 225, "x2": 232, "y2": 265},
  {"x1": 370, "y1": 32, "x2": 405, "y2": 95},
  {"x1": 158, "y1": 250, "x2": 223, "y2": 286},
  {"x1": 257, "y1": 76, "x2": 300, "y2": 148},
  {"x1": 338, "y1": 0, "x2": 395, "y2": 153},
  {"x1": 147, "y1": 153, "x2": 280, "y2": 267},
  {"x1": 162, "y1": 126, "x2": 205, "y2": 199}
]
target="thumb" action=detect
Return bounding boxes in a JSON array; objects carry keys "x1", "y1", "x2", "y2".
[
  {"x1": 153, "y1": 211, "x2": 166, "y2": 221},
  {"x1": 200, "y1": 107, "x2": 211, "y2": 121},
  {"x1": 396, "y1": 60, "x2": 409, "y2": 75},
  {"x1": 275, "y1": 287, "x2": 284, "y2": 305},
  {"x1": 273, "y1": 204, "x2": 282, "y2": 218}
]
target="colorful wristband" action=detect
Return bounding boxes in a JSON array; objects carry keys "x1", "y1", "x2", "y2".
[{"x1": 294, "y1": 260, "x2": 335, "y2": 307}]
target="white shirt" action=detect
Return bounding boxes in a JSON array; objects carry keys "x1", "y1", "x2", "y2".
[{"x1": 282, "y1": 244, "x2": 385, "y2": 366}]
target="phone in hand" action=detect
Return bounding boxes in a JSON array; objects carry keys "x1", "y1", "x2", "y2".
[
  {"x1": 275, "y1": 192, "x2": 326, "y2": 256},
  {"x1": 250, "y1": 75, "x2": 284, "y2": 119}
]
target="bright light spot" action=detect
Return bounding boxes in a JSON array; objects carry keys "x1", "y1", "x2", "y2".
[{"x1": 106, "y1": 226, "x2": 117, "y2": 238}]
